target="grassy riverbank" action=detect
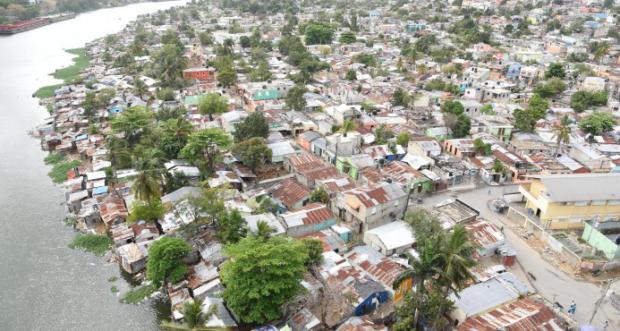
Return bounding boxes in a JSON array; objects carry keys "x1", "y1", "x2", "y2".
[
  {"x1": 44, "y1": 152, "x2": 82, "y2": 183},
  {"x1": 69, "y1": 234, "x2": 113, "y2": 256},
  {"x1": 34, "y1": 48, "x2": 90, "y2": 98}
]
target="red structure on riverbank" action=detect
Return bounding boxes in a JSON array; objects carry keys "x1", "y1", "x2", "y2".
[
  {"x1": 0, "y1": 14, "x2": 75, "y2": 35},
  {"x1": 0, "y1": 18, "x2": 49, "y2": 35}
]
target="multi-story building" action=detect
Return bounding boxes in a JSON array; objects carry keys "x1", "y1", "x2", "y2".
[{"x1": 518, "y1": 173, "x2": 620, "y2": 230}]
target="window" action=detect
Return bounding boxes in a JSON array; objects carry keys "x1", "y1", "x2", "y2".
[{"x1": 371, "y1": 207, "x2": 377, "y2": 215}]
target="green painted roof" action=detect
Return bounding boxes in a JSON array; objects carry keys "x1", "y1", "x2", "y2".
[
  {"x1": 184, "y1": 95, "x2": 201, "y2": 106},
  {"x1": 252, "y1": 89, "x2": 279, "y2": 101}
]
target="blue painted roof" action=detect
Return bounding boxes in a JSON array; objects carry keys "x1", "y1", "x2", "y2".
[
  {"x1": 75, "y1": 134, "x2": 88, "y2": 141},
  {"x1": 92, "y1": 186, "x2": 109, "y2": 195}
]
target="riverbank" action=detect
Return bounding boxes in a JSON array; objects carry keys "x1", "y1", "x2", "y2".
[
  {"x1": 34, "y1": 48, "x2": 90, "y2": 98},
  {"x1": 0, "y1": 2, "x2": 187, "y2": 329}
]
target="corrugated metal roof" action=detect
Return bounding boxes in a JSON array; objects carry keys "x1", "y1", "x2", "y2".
[
  {"x1": 457, "y1": 298, "x2": 562, "y2": 331},
  {"x1": 271, "y1": 178, "x2": 311, "y2": 209}
]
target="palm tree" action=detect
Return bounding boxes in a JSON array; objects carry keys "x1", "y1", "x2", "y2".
[
  {"x1": 161, "y1": 300, "x2": 223, "y2": 331},
  {"x1": 160, "y1": 118, "x2": 194, "y2": 159},
  {"x1": 255, "y1": 220, "x2": 275, "y2": 240},
  {"x1": 340, "y1": 119, "x2": 356, "y2": 138},
  {"x1": 393, "y1": 238, "x2": 443, "y2": 329},
  {"x1": 133, "y1": 170, "x2": 161, "y2": 202},
  {"x1": 183, "y1": 299, "x2": 204, "y2": 328},
  {"x1": 552, "y1": 115, "x2": 571, "y2": 155},
  {"x1": 133, "y1": 76, "x2": 147, "y2": 99},
  {"x1": 437, "y1": 225, "x2": 476, "y2": 294},
  {"x1": 593, "y1": 41, "x2": 610, "y2": 64}
]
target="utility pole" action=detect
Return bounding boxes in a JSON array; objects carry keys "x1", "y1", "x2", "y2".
[{"x1": 588, "y1": 278, "x2": 617, "y2": 325}]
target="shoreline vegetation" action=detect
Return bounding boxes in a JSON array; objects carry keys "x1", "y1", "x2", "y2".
[
  {"x1": 44, "y1": 152, "x2": 82, "y2": 183},
  {"x1": 68, "y1": 234, "x2": 113, "y2": 256},
  {"x1": 34, "y1": 48, "x2": 90, "y2": 98}
]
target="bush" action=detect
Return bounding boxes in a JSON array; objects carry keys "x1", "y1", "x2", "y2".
[
  {"x1": 48, "y1": 160, "x2": 81, "y2": 183},
  {"x1": 121, "y1": 284, "x2": 158, "y2": 304},
  {"x1": 44, "y1": 153, "x2": 65, "y2": 165},
  {"x1": 69, "y1": 234, "x2": 113, "y2": 256}
]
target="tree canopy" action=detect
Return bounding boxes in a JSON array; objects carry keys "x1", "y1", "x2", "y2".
[
  {"x1": 579, "y1": 112, "x2": 616, "y2": 135},
  {"x1": 180, "y1": 128, "x2": 232, "y2": 175},
  {"x1": 570, "y1": 91, "x2": 608, "y2": 112},
  {"x1": 231, "y1": 137, "x2": 272, "y2": 172},
  {"x1": 233, "y1": 111, "x2": 270, "y2": 142},
  {"x1": 147, "y1": 237, "x2": 191, "y2": 286},
  {"x1": 221, "y1": 236, "x2": 308, "y2": 324},
  {"x1": 304, "y1": 22, "x2": 334, "y2": 45},
  {"x1": 285, "y1": 85, "x2": 307, "y2": 111},
  {"x1": 198, "y1": 93, "x2": 228, "y2": 121}
]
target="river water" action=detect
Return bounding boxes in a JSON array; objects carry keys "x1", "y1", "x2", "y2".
[{"x1": 0, "y1": 2, "x2": 185, "y2": 330}]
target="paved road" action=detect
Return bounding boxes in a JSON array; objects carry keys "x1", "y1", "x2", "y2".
[{"x1": 418, "y1": 185, "x2": 619, "y2": 330}]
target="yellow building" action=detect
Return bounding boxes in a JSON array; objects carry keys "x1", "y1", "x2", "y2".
[{"x1": 519, "y1": 173, "x2": 620, "y2": 230}]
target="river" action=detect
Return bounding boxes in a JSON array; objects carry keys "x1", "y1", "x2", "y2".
[{"x1": 0, "y1": 2, "x2": 186, "y2": 330}]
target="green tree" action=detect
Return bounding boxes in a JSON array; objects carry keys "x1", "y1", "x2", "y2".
[
  {"x1": 473, "y1": 138, "x2": 491, "y2": 155},
  {"x1": 392, "y1": 88, "x2": 411, "y2": 107},
  {"x1": 480, "y1": 104, "x2": 495, "y2": 115},
  {"x1": 198, "y1": 93, "x2": 228, "y2": 121},
  {"x1": 545, "y1": 63, "x2": 566, "y2": 79},
  {"x1": 395, "y1": 209, "x2": 475, "y2": 330},
  {"x1": 571, "y1": 91, "x2": 608, "y2": 112},
  {"x1": 147, "y1": 237, "x2": 191, "y2": 286},
  {"x1": 304, "y1": 22, "x2": 334, "y2": 45},
  {"x1": 157, "y1": 87, "x2": 176, "y2": 101},
  {"x1": 285, "y1": 85, "x2": 307, "y2": 111},
  {"x1": 128, "y1": 199, "x2": 165, "y2": 223},
  {"x1": 182, "y1": 299, "x2": 204, "y2": 329},
  {"x1": 441, "y1": 101, "x2": 470, "y2": 138},
  {"x1": 133, "y1": 77, "x2": 148, "y2": 98},
  {"x1": 493, "y1": 159, "x2": 505, "y2": 173},
  {"x1": 579, "y1": 112, "x2": 616, "y2": 135},
  {"x1": 216, "y1": 209, "x2": 247, "y2": 244},
  {"x1": 231, "y1": 137, "x2": 272, "y2": 172},
  {"x1": 396, "y1": 132, "x2": 411, "y2": 147},
  {"x1": 339, "y1": 31, "x2": 356, "y2": 44},
  {"x1": 249, "y1": 60, "x2": 272, "y2": 82},
  {"x1": 180, "y1": 129, "x2": 232, "y2": 175},
  {"x1": 552, "y1": 115, "x2": 572, "y2": 153},
  {"x1": 309, "y1": 187, "x2": 329, "y2": 203},
  {"x1": 533, "y1": 78, "x2": 567, "y2": 98},
  {"x1": 340, "y1": 119, "x2": 356, "y2": 137},
  {"x1": 111, "y1": 106, "x2": 155, "y2": 147},
  {"x1": 345, "y1": 69, "x2": 357, "y2": 81},
  {"x1": 233, "y1": 112, "x2": 270, "y2": 142},
  {"x1": 239, "y1": 35, "x2": 251, "y2": 48},
  {"x1": 153, "y1": 44, "x2": 188, "y2": 88},
  {"x1": 221, "y1": 236, "x2": 308, "y2": 323},
  {"x1": 352, "y1": 53, "x2": 377, "y2": 67},
  {"x1": 254, "y1": 220, "x2": 276, "y2": 240},
  {"x1": 159, "y1": 118, "x2": 193, "y2": 159},
  {"x1": 217, "y1": 64, "x2": 237, "y2": 88},
  {"x1": 527, "y1": 94, "x2": 550, "y2": 119},
  {"x1": 513, "y1": 108, "x2": 537, "y2": 132},
  {"x1": 198, "y1": 31, "x2": 213, "y2": 45},
  {"x1": 439, "y1": 225, "x2": 475, "y2": 292},
  {"x1": 133, "y1": 170, "x2": 162, "y2": 202},
  {"x1": 375, "y1": 124, "x2": 394, "y2": 144},
  {"x1": 302, "y1": 238, "x2": 324, "y2": 267},
  {"x1": 590, "y1": 41, "x2": 610, "y2": 63}
]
